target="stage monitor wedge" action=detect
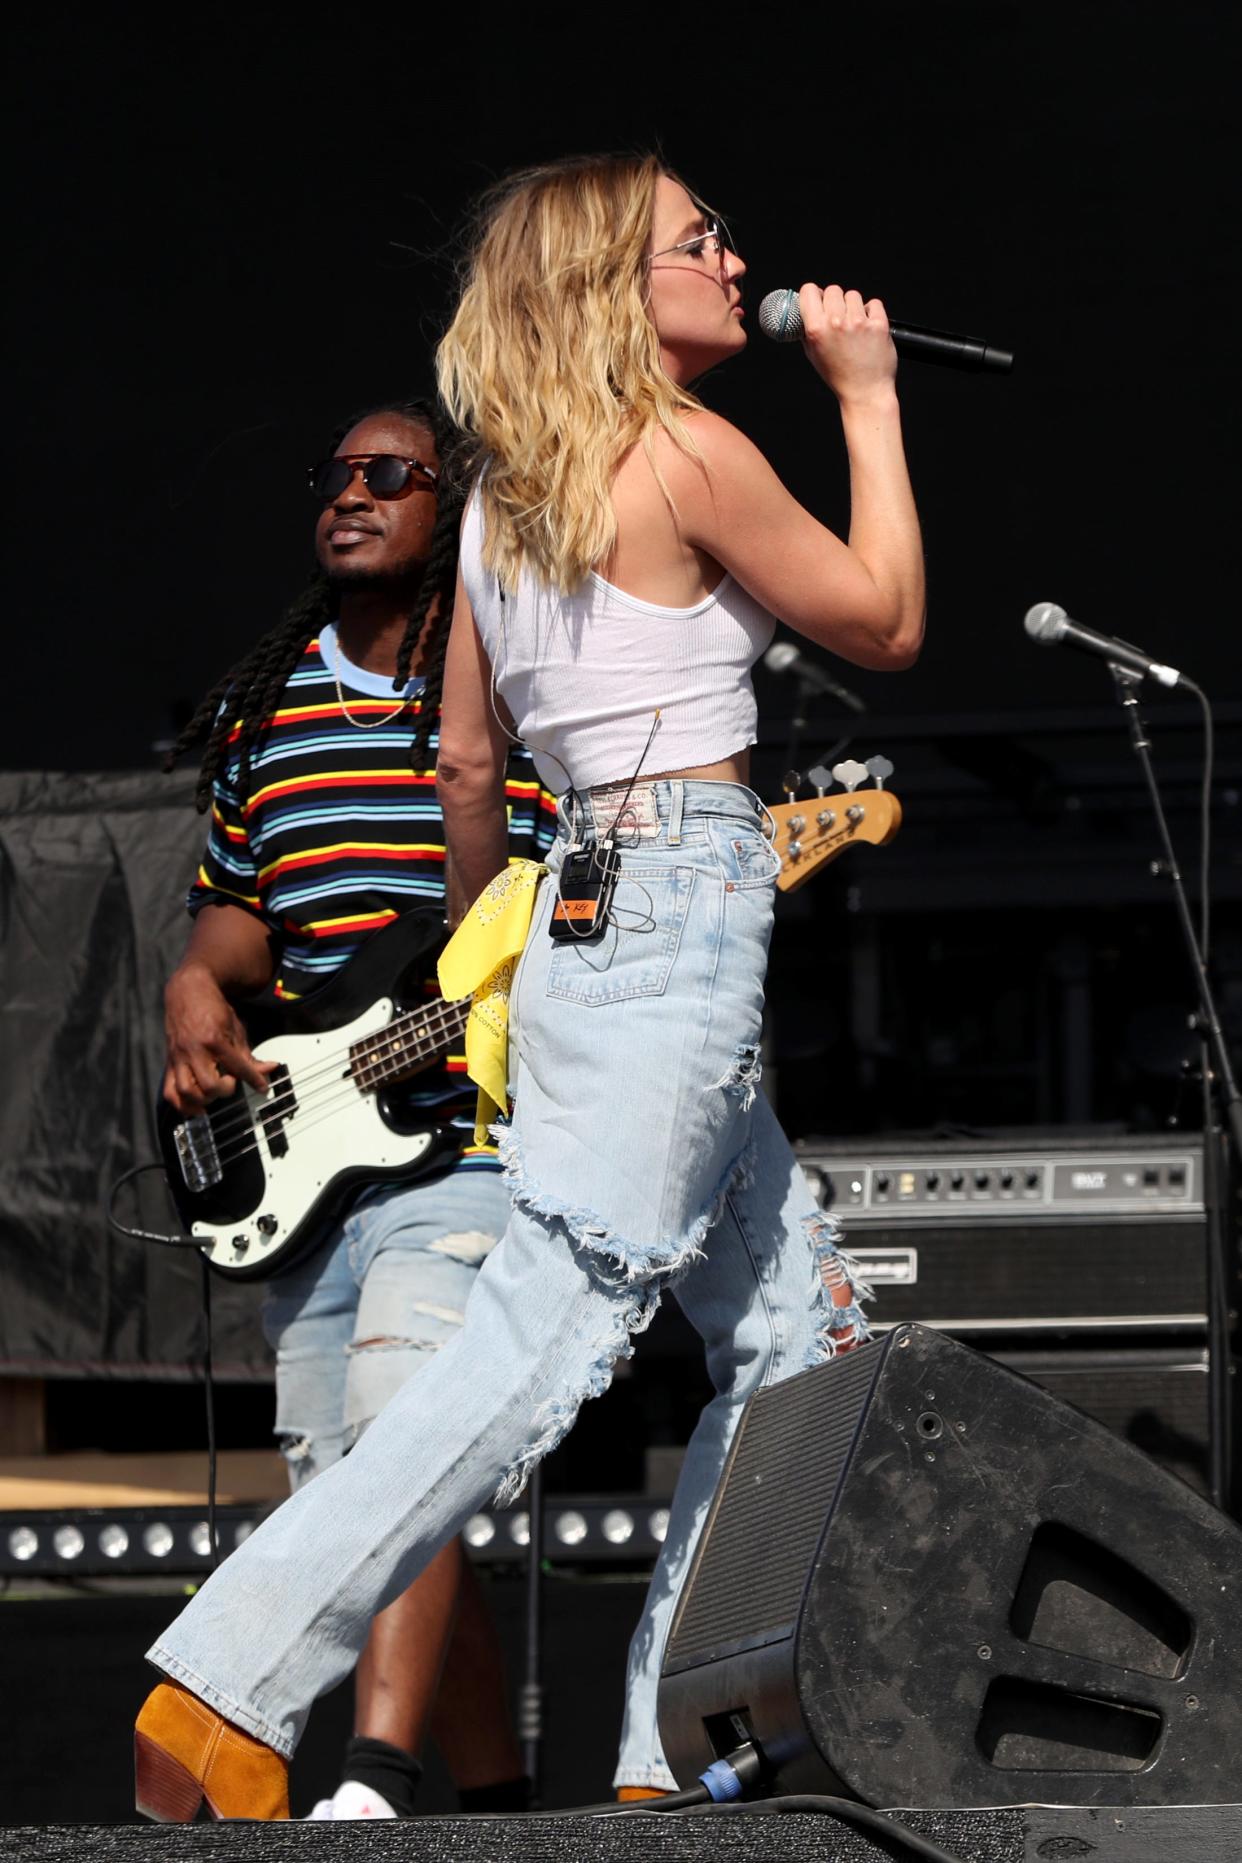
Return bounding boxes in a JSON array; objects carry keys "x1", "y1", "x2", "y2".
[{"x1": 658, "y1": 1325, "x2": 1242, "y2": 1806}]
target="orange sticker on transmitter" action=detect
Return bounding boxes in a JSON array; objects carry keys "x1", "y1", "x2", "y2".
[{"x1": 552, "y1": 898, "x2": 599, "y2": 921}]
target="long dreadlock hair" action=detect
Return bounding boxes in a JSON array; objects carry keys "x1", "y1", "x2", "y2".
[{"x1": 166, "y1": 396, "x2": 467, "y2": 812}]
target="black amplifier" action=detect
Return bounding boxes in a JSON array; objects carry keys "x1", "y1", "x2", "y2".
[{"x1": 794, "y1": 1132, "x2": 1206, "y2": 1334}]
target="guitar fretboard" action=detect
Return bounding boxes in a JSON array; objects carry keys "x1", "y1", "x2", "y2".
[{"x1": 348, "y1": 996, "x2": 471, "y2": 1093}]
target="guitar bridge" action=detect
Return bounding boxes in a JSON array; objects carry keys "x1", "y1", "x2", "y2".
[{"x1": 174, "y1": 1115, "x2": 222, "y2": 1193}]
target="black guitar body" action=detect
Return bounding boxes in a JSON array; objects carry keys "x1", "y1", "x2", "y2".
[{"x1": 156, "y1": 909, "x2": 471, "y2": 1280}]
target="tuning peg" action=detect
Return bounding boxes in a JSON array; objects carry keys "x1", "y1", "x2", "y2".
[
  {"x1": 831, "y1": 758, "x2": 869, "y2": 793},
  {"x1": 806, "y1": 764, "x2": 832, "y2": 796},
  {"x1": 865, "y1": 755, "x2": 894, "y2": 791},
  {"x1": 781, "y1": 769, "x2": 802, "y2": 802}
]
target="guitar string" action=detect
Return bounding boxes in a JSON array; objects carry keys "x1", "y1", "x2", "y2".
[
  {"x1": 199, "y1": 1020, "x2": 471, "y2": 1162},
  {"x1": 201, "y1": 1053, "x2": 470, "y2": 1180},
  {"x1": 194, "y1": 996, "x2": 471, "y2": 1148},
  {"x1": 196, "y1": 1074, "x2": 482, "y2": 1230},
  {"x1": 196, "y1": 1001, "x2": 472, "y2": 1171},
  {"x1": 210, "y1": 1065, "x2": 481, "y2": 1179},
  {"x1": 199, "y1": 1001, "x2": 472, "y2": 1172}
]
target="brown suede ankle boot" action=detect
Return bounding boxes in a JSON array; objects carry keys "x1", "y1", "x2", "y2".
[{"x1": 134, "y1": 1681, "x2": 289, "y2": 1821}]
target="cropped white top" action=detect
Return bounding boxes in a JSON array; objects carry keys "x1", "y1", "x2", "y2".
[{"x1": 460, "y1": 488, "x2": 776, "y2": 794}]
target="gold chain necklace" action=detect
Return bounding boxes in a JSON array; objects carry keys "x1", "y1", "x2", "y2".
[{"x1": 330, "y1": 632, "x2": 416, "y2": 731}]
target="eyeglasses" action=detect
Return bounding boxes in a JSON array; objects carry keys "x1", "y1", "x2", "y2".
[
  {"x1": 647, "y1": 217, "x2": 733, "y2": 273},
  {"x1": 308, "y1": 454, "x2": 439, "y2": 502}
]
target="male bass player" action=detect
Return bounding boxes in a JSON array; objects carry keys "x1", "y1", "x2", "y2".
[{"x1": 162, "y1": 396, "x2": 554, "y2": 1820}]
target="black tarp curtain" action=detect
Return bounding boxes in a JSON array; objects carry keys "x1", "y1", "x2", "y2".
[{"x1": 0, "y1": 771, "x2": 270, "y2": 1379}]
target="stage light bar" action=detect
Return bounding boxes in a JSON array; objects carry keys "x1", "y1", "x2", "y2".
[{"x1": 1, "y1": 1496, "x2": 672, "y2": 1577}]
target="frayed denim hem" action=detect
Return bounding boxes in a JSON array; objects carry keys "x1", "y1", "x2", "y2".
[
  {"x1": 494, "y1": 1124, "x2": 755, "y2": 1284},
  {"x1": 490, "y1": 1127, "x2": 756, "y2": 1507},
  {"x1": 802, "y1": 1212, "x2": 875, "y2": 1362}
]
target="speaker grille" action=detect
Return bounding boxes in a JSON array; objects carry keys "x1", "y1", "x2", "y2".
[{"x1": 664, "y1": 1342, "x2": 882, "y2": 1672}]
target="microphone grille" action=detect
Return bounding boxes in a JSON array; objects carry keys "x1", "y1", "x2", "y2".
[
  {"x1": 758, "y1": 289, "x2": 804, "y2": 343},
  {"x1": 1024, "y1": 601, "x2": 1067, "y2": 644}
]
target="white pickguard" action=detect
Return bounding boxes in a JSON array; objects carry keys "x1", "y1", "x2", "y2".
[{"x1": 193, "y1": 997, "x2": 442, "y2": 1274}]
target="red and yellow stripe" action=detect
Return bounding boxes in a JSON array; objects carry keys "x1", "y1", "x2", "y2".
[{"x1": 258, "y1": 840, "x2": 445, "y2": 883}]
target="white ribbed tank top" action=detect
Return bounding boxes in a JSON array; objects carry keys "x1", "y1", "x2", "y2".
[{"x1": 460, "y1": 488, "x2": 776, "y2": 793}]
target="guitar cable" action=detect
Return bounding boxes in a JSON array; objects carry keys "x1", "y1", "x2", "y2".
[{"x1": 106, "y1": 1161, "x2": 220, "y2": 1571}]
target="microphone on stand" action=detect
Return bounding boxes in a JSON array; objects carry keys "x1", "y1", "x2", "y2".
[
  {"x1": 758, "y1": 288, "x2": 1014, "y2": 373},
  {"x1": 1023, "y1": 602, "x2": 1182, "y2": 688},
  {"x1": 764, "y1": 640, "x2": 866, "y2": 713}
]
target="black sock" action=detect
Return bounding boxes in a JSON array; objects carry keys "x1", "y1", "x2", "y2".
[
  {"x1": 458, "y1": 1775, "x2": 533, "y2": 1814},
  {"x1": 340, "y1": 1735, "x2": 423, "y2": 1818}
]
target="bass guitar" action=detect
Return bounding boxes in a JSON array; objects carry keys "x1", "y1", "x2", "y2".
[
  {"x1": 767, "y1": 755, "x2": 902, "y2": 892},
  {"x1": 157, "y1": 909, "x2": 469, "y2": 1281}
]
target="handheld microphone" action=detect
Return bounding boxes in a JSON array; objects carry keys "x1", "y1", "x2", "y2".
[
  {"x1": 1023, "y1": 602, "x2": 1182, "y2": 688},
  {"x1": 758, "y1": 288, "x2": 1014, "y2": 373},
  {"x1": 764, "y1": 641, "x2": 866, "y2": 713}
]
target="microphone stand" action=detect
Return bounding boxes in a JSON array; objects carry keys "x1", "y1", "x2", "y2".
[{"x1": 1110, "y1": 666, "x2": 1240, "y2": 1513}]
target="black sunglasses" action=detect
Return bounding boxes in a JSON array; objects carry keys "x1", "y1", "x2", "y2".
[{"x1": 308, "y1": 454, "x2": 439, "y2": 502}]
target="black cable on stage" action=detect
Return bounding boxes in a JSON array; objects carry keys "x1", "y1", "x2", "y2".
[
  {"x1": 474, "y1": 1787, "x2": 967, "y2": 1863},
  {"x1": 628, "y1": 1794, "x2": 969, "y2": 1862},
  {"x1": 199, "y1": 1252, "x2": 219, "y2": 1572},
  {"x1": 106, "y1": 1161, "x2": 220, "y2": 1566}
]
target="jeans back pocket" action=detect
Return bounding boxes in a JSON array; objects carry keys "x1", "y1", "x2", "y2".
[{"x1": 545, "y1": 865, "x2": 694, "y2": 1005}]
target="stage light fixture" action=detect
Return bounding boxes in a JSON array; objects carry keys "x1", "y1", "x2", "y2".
[
  {"x1": 463, "y1": 1514, "x2": 496, "y2": 1548},
  {"x1": 601, "y1": 1508, "x2": 634, "y2": 1545},
  {"x1": 555, "y1": 1510, "x2": 589, "y2": 1547},
  {"x1": 1, "y1": 1496, "x2": 673, "y2": 1574}
]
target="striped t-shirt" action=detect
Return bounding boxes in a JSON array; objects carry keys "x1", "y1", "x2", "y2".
[{"x1": 188, "y1": 622, "x2": 557, "y2": 1168}]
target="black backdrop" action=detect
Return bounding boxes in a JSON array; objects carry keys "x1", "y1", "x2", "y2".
[
  {"x1": 8, "y1": 2, "x2": 1239, "y2": 773},
  {"x1": 4, "y1": 7, "x2": 1239, "y2": 1382}
]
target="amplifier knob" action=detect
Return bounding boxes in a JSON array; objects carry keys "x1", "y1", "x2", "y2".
[
  {"x1": 974, "y1": 1171, "x2": 990, "y2": 1191},
  {"x1": 1025, "y1": 1169, "x2": 1040, "y2": 1190},
  {"x1": 926, "y1": 1170, "x2": 941, "y2": 1191},
  {"x1": 874, "y1": 1173, "x2": 891, "y2": 1195},
  {"x1": 950, "y1": 1171, "x2": 965, "y2": 1191},
  {"x1": 1000, "y1": 1170, "x2": 1014, "y2": 1191}
]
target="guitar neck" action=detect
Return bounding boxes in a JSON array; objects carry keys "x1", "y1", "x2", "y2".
[{"x1": 349, "y1": 995, "x2": 471, "y2": 1093}]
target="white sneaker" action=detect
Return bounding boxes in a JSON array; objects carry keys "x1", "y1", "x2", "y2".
[{"x1": 302, "y1": 1780, "x2": 398, "y2": 1820}]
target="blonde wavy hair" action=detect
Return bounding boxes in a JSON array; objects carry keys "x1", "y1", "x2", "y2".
[{"x1": 436, "y1": 152, "x2": 709, "y2": 593}]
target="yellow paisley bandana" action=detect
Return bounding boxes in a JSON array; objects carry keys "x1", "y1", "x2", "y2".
[{"x1": 437, "y1": 859, "x2": 546, "y2": 1144}]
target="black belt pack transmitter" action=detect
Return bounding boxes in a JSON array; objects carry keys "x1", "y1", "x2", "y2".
[{"x1": 549, "y1": 843, "x2": 621, "y2": 943}]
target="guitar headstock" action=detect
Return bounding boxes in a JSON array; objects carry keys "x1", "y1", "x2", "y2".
[{"x1": 766, "y1": 756, "x2": 903, "y2": 893}]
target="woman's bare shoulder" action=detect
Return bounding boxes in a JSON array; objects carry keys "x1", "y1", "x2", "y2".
[{"x1": 650, "y1": 408, "x2": 773, "y2": 501}]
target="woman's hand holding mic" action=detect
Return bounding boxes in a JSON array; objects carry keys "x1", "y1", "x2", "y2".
[{"x1": 797, "y1": 285, "x2": 898, "y2": 407}]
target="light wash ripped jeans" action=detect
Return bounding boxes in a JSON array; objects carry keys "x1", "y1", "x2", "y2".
[
  {"x1": 149, "y1": 781, "x2": 869, "y2": 1790},
  {"x1": 261, "y1": 1168, "x2": 509, "y2": 1487}
]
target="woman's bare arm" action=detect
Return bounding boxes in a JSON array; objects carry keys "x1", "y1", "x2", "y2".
[
  {"x1": 436, "y1": 565, "x2": 514, "y2": 919},
  {"x1": 665, "y1": 287, "x2": 925, "y2": 669}
]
